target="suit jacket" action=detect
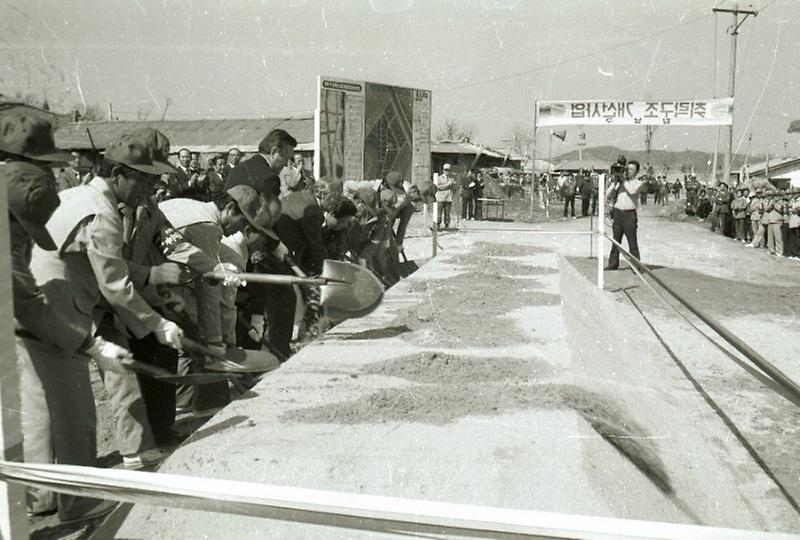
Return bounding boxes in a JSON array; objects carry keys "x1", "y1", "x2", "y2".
[
  {"x1": 168, "y1": 166, "x2": 193, "y2": 197},
  {"x1": 274, "y1": 190, "x2": 326, "y2": 275},
  {"x1": 224, "y1": 154, "x2": 281, "y2": 198}
]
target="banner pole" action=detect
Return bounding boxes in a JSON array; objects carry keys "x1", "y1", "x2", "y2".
[
  {"x1": 530, "y1": 101, "x2": 538, "y2": 219},
  {"x1": 597, "y1": 172, "x2": 605, "y2": 290}
]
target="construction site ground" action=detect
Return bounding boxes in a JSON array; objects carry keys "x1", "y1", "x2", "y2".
[{"x1": 88, "y1": 205, "x2": 800, "y2": 538}]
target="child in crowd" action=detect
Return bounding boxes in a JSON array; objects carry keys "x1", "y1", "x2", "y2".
[
  {"x1": 742, "y1": 188, "x2": 752, "y2": 242},
  {"x1": 747, "y1": 189, "x2": 764, "y2": 248},
  {"x1": 764, "y1": 196, "x2": 785, "y2": 257},
  {"x1": 732, "y1": 189, "x2": 748, "y2": 242},
  {"x1": 697, "y1": 189, "x2": 712, "y2": 220},
  {"x1": 788, "y1": 195, "x2": 800, "y2": 258}
]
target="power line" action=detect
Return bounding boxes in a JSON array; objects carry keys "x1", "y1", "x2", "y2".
[{"x1": 436, "y1": 12, "x2": 713, "y2": 94}]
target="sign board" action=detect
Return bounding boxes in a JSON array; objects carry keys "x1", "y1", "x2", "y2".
[
  {"x1": 536, "y1": 98, "x2": 733, "y2": 126},
  {"x1": 315, "y1": 76, "x2": 432, "y2": 185}
]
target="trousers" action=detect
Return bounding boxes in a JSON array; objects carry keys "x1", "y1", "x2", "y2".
[
  {"x1": 17, "y1": 337, "x2": 103, "y2": 520},
  {"x1": 767, "y1": 223, "x2": 784, "y2": 255},
  {"x1": 607, "y1": 209, "x2": 640, "y2": 269},
  {"x1": 563, "y1": 196, "x2": 575, "y2": 217},
  {"x1": 95, "y1": 315, "x2": 155, "y2": 456},
  {"x1": 436, "y1": 201, "x2": 452, "y2": 228}
]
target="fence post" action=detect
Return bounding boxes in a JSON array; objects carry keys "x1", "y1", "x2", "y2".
[
  {"x1": 596, "y1": 173, "x2": 605, "y2": 290},
  {"x1": 0, "y1": 184, "x2": 28, "y2": 539}
]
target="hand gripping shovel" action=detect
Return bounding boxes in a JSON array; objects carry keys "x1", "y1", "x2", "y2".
[{"x1": 202, "y1": 258, "x2": 384, "y2": 320}]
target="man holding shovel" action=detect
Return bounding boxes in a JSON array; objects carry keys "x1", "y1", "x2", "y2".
[
  {"x1": 25, "y1": 129, "x2": 185, "y2": 520},
  {"x1": 158, "y1": 185, "x2": 272, "y2": 415}
]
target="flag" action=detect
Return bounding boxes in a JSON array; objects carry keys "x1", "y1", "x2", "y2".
[
  {"x1": 788, "y1": 119, "x2": 800, "y2": 133},
  {"x1": 551, "y1": 129, "x2": 566, "y2": 142}
]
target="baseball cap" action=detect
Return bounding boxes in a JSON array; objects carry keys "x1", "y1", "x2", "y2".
[
  {"x1": 2, "y1": 161, "x2": 60, "y2": 250},
  {"x1": 0, "y1": 114, "x2": 73, "y2": 163},
  {"x1": 104, "y1": 131, "x2": 176, "y2": 175},
  {"x1": 226, "y1": 185, "x2": 269, "y2": 235},
  {"x1": 130, "y1": 127, "x2": 176, "y2": 173}
]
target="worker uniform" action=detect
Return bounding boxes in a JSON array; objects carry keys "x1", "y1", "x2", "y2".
[
  {"x1": 764, "y1": 200, "x2": 785, "y2": 255},
  {"x1": 122, "y1": 198, "x2": 203, "y2": 440},
  {"x1": 158, "y1": 197, "x2": 233, "y2": 411},
  {"x1": 27, "y1": 176, "x2": 167, "y2": 519}
]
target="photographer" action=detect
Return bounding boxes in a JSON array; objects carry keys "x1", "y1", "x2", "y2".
[{"x1": 605, "y1": 158, "x2": 645, "y2": 270}]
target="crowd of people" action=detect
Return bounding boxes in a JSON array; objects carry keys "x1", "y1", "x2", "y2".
[
  {"x1": 685, "y1": 178, "x2": 800, "y2": 258},
  {"x1": 0, "y1": 112, "x2": 431, "y2": 526}
]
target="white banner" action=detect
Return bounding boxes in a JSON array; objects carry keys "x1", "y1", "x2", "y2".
[{"x1": 536, "y1": 98, "x2": 733, "y2": 127}]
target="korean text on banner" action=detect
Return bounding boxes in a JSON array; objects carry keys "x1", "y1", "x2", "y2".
[{"x1": 536, "y1": 98, "x2": 733, "y2": 127}]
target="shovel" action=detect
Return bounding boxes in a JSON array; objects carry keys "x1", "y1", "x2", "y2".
[
  {"x1": 283, "y1": 258, "x2": 384, "y2": 320},
  {"x1": 181, "y1": 337, "x2": 281, "y2": 374},
  {"x1": 316, "y1": 259, "x2": 384, "y2": 320},
  {"x1": 123, "y1": 359, "x2": 237, "y2": 386}
]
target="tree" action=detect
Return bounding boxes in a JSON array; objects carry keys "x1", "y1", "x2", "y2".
[
  {"x1": 436, "y1": 118, "x2": 477, "y2": 142},
  {"x1": 508, "y1": 124, "x2": 535, "y2": 155}
]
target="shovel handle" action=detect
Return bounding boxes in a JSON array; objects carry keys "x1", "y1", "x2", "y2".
[{"x1": 201, "y1": 271, "x2": 340, "y2": 286}]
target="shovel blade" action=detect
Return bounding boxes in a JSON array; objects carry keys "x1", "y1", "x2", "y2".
[
  {"x1": 319, "y1": 260, "x2": 384, "y2": 320},
  {"x1": 208, "y1": 347, "x2": 281, "y2": 373}
]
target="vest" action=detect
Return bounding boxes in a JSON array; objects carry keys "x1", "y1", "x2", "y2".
[
  {"x1": 159, "y1": 198, "x2": 221, "y2": 230},
  {"x1": 46, "y1": 178, "x2": 117, "y2": 253}
]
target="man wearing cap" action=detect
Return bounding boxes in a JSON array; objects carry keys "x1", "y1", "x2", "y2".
[
  {"x1": 114, "y1": 128, "x2": 205, "y2": 445},
  {"x1": 28, "y1": 131, "x2": 186, "y2": 470},
  {"x1": 158, "y1": 185, "x2": 268, "y2": 414},
  {"x1": 4, "y1": 160, "x2": 136, "y2": 523},
  {"x1": 435, "y1": 164, "x2": 454, "y2": 229}
]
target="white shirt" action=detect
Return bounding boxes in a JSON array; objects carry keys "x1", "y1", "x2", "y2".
[{"x1": 607, "y1": 177, "x2": 642, "y2": 211}]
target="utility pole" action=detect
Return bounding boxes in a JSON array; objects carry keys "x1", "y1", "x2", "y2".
[{"x1": 712, "y1": 3, "x2": 758, "y2": 186}]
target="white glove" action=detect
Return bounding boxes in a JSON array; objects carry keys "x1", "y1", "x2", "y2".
[
  {"x1": 86, "y1": 337, "x2": 133, "y2": 374},
  {"x1": 248, "y1": 314, "x2": 265, "y2": 342},
  {"x1": 153, "y1": 319, "x2": 184, "y2": 350},
  {"x1": 272, "y1": 242, "x2": 289, "y2": 261},
  {"x1": 213, "y1": 262, "x2": 246, "y2": 288}
]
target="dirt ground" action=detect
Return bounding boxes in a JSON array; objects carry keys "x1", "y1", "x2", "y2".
[{"x1": 568, "y1": 209, "x2": 800, "y2": 516}]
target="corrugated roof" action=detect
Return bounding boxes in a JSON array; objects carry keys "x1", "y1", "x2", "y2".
[
  {"x1": 746, "y1": 155, "x2": 800, "y2": 176},
  {"x1": 431, "y1": 140, "x2": 511, "y2": 160},
  {"x1": 54, "y1": 116, "x2": 314, "y2": 153}
]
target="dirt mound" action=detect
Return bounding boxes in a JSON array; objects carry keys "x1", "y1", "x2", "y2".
[
  {"x1": 283, "y1": 381, "x2": 673, "y2": 495},
  {"x1": 396, "y1": 271, "x2": 561, "y2": 347},
  {"x1": 362, "y1": 351, "x2": 550, "y2": 384},
  {"x1": 470, "y1": 241, "x2": 551, "y2": 257}
]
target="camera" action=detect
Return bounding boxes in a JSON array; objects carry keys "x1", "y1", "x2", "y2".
[{"x1": 610, "y1": 159, "x2": 626, "y2": 183}]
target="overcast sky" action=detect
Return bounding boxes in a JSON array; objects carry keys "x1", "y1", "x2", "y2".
[{"x1": 1, "y1": 0, "x2": 797, "y2": 160}]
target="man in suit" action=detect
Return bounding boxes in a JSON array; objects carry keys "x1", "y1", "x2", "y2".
[
  {"x1": 225, "y1": 129, "x2": 299, "y2": 359},
  {"x1": 225, "y1": 129, "x2": 296, "y2": 197},
  {"x1": 224, "y1": 147, "x2": 242, "y2": 177},
  {"x1": 170, "y1": 147, "x2": 194, "y2": 196}
]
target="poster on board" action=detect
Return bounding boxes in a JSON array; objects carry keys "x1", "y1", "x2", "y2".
[{"x1": 315, "y1": 76, "x2": 432, "y2": 185}]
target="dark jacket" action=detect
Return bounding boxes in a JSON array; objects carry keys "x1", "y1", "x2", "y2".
[
  {"x1": 273, "y1": 190, "x2": 327, "y2": 275},
  {"x1": 224, "y1": 154, "x2": 281, "y2": 198}
]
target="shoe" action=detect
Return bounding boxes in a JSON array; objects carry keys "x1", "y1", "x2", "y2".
[
  {"x1": 603, "y1": 266, "x2": 619, "y2": 271},
  {"x1": 745, "y1": 243, "x2": 754, "y2": 248},
  {"x1": 59, "y1": 500, "x2": 118, "y2": 526},
  {"x1": 122, "y1": 448, "x2": 168, "y2": 469}
]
